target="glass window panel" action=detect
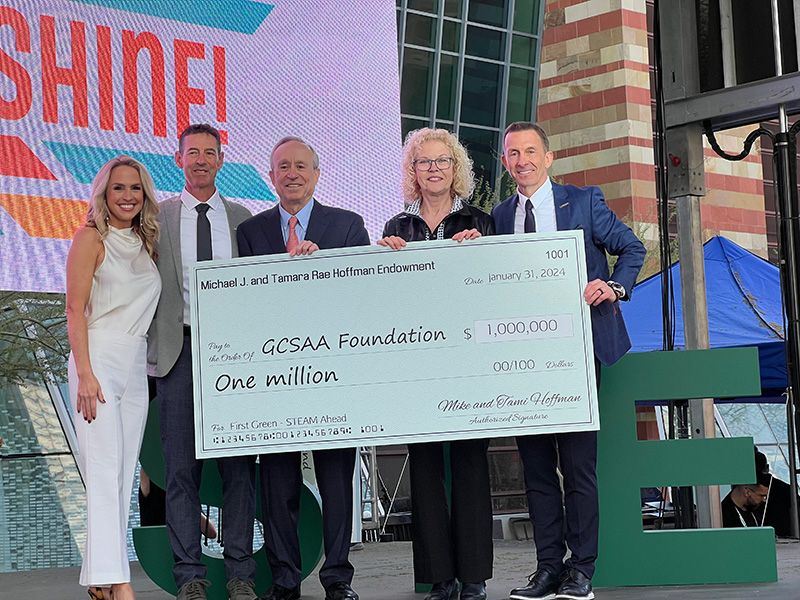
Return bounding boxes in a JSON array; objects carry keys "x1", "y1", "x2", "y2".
[
  {"x1": 402, "y1": 117, "x2": 429, "y2": 140},
  {"x1": 466, "y1": 25, "x2": 505, "y2": 61},
  {"x1": 408, "y1": 0, "x2": 438, "y2": 13},
  {"x1": 459, "y1": 126, "x2": 500, "y2": 183},
  {"x1": 722, "y1": 404, "x2": 774, "y2": 441},
  {"x1": 436, "y1": 54, "x2": 458, "y2": 121},
  {"x1": 499, "y1": 171, "x2": 516, "y2": 198},
  {"x1": 444, "y1": 0, "x2": 463, "y2": 18},
  {"x1": 0, "y1": 455, "x2": 84, "y2": 572},
  {"x1": 506, "y1": 67, "x2": 535, "y2": 124},
  {"x1": 775, "y1": 444, "x2": 792, "y2": 481},
  {"x1": 716, "y1": 403, "x2": 784, "y2": 444},
  {"x1": 511, "y1": 34, "x2": 537, "y2": 67},
  {"x1": 759, "y1": 404, "x2": 789, "y2": 439},
  {"x1": 0, "y1": 373, "x2": 71, "y2": 456},
  {"x1": 442, "y1": 19, "x2": 461, "y2": 52},
  {"x1": 468, "y1": 0, "x2": 506, "y2": 28},
  {"x1": 514, "y1": 0, "x2": 541, "y2": 34},
  {"x1": 435, "y1": 122, "x2": 455, "y2": 131},
  {"x1": 405, "y1": 13, "x2": 436, "y2": 48},
  {"x1": 401, "y1": 48, "x2": 434, "y2": 117},
  {"x1": 460, "y1": 59, "x2": 502, "y2": 127}
]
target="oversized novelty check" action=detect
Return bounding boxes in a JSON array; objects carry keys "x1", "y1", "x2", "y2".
[{"x1": 190, "y1": 232, "x2": 598, "y2": 458}]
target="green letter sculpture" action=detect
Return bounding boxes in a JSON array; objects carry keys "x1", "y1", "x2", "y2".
[{"x1": 595, "y1": 347, "x2": 777, "y2": 585}]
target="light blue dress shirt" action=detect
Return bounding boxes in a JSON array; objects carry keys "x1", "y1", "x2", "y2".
[{"x1": 278, "y1": 198, "x2": 315, "y2": 245}]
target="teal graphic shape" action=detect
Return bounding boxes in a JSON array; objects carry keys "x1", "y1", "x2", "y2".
[
  {"x1": 44, "y1": 141, "x2": 276, "y2": 202},
  {"x1": 70, "y1": 0, "x2": 274, "y2": 34}
]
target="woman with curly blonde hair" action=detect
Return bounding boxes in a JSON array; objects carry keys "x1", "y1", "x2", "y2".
[
  {"x1": 379, "y1": 128, "x2": 494, "y2": 600},
  {"x1": 66, "y1": 155, "x2": 161, "y2": 600}
]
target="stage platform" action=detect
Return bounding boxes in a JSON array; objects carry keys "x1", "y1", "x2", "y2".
[{"x1": 6, "y1": 539, "x2": 800, "y2": 599}]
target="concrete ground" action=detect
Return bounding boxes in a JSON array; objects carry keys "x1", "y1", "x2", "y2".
[{"x1": 5, "y1": 538, "x2": 800, "y2": 599}]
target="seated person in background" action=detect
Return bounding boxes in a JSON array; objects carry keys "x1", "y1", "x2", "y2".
[
  {"x1": 754, "y1": 448, "x2": 799, "y2": 537},
  {"x1": 721, "y1": 470, "x2": 772, "y2": 528}
]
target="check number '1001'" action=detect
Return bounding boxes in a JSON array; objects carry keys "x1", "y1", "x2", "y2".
[{"x1": 473, "y1": 314, "x2": 575, "y2": 344}]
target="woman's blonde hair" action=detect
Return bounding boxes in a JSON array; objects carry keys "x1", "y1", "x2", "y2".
[
  {"x1": 86, "y1": 155, "x2": 159, "y2": 258},
  {"x1": 401, "y1": 128, "x2": 476, "y2": 203}
]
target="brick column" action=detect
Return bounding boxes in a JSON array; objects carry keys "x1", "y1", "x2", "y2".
[{"x1": 537, "y1": 0, "x2": 657, "y2": 231}]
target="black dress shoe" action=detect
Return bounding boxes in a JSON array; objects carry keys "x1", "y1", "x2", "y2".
[
  {"x1": 509, "y1": 569, "x2": 562, "y2": 600},
  {"x1": 259, "y1": 584, "x2": 301, "y2": 600},
  {"x1": 424, "y1": 579, "x2": 458, "y2": 600},
  {"x1": 460, "y1": 582, "x2": 487, "y2": 600},
  {"x1": 324, "y1": 581, "x2": 359, "y2": 600},
  {"x1": 554, "y1": 569, "x2": 594, "y2": 600}
]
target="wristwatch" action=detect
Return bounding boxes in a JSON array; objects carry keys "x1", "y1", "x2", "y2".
[{"x1": 607, "y1": 280, "x2": 625, "y2": 300}]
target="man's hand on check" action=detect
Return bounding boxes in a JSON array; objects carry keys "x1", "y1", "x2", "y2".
[
  {"x1": 289, "y1": 240, "x2": 320, "y2": 256},
  {"x1": 377, "y1": 236, "x2": 407, "y2": 250},
  {"x1": 583, "y1": 279, "x2": 617, "y2": 306}
]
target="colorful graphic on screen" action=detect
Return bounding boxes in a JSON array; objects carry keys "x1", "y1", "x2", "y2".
[{"x1": 0, "y1": 1, "x2": 402, "y2": 292}]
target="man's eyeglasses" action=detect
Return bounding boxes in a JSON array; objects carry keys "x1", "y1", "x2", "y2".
[{"x1": 414, "y1": 157, "x2": 454, "y2": 171}]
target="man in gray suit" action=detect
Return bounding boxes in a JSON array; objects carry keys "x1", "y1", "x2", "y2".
[{"x1": 148, "y1": 124, "x2": 257, "y2": 600}]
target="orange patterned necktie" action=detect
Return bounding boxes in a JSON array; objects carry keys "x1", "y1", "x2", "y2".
[{"x1": 286, "y1": 215, "x2": 299, "y2": 253}]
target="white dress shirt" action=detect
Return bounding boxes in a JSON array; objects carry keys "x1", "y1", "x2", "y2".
[
  {"x1": 179, "y1": 188, "x2": 231, "y2": 323},
  {"x1": 514, "y1": 177, "x2": 557, "y2": 234}
]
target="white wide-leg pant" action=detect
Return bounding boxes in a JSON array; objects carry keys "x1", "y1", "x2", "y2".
[{"x1": 69, "y1": 329, "x2": 149, "y2": 587}]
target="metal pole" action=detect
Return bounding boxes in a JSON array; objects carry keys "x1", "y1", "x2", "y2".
[
  {"x1": 360, "y1": 446, "x2": 380, "y2": 538},
  {"x1": 771, "y1": 0, "x2": 800, "y2": 539},
  {"x1": 786, "y1": 393, "x2": 799, "y2": 537},
  {"x1": 772, "y1": 122, "x2": 800, "y2": 539},
  {"x1": 676, "y1": 195, "x2": 721, "y2": 528},
  {"x1": 795, "y1": 0, "x2": 800, "y2": 71},
  {"x1": 718, "y1": 0, "x2": 736, "y2": 87}
]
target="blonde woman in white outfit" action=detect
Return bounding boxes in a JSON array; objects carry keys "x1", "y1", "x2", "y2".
[{"x1": 66, "y1": 156, "x2": 161, "y2": 600}]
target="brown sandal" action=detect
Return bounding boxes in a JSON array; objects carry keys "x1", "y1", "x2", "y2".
[{"x1": 88, "y1": 588, "x2": 112, "y2": 600}]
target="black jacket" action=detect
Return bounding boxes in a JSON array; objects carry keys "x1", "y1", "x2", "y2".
[{"x1": 382, "y1": 201, "x2": 495, "y2": 242}]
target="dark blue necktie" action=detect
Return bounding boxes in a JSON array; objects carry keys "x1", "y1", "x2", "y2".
[
  {"x1": 196, "y1": 204, "x2": 212, "y2": 261},
  {"x1": 524, "y1": 199, "x2": 537, "y2": 233}
]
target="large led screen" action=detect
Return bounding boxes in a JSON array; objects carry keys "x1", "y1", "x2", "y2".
[{"x1": 0, "y1": 1, "x2": 402, "y2": 292}]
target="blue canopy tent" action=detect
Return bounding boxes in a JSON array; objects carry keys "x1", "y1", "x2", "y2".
[{"x1": 620, "y1": 235, "x2": 787, "y2": 400}]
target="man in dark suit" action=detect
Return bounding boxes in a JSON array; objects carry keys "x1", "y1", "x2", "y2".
[
  {"x1": 492, "y1": 122, "x2": 645, "y2": 600},
  {"x1": 237, "y1": 136, "x2": 369, "y2": 600},
  {"x1": 148, "y1": 124, "x2": 257, "y2": 600}
]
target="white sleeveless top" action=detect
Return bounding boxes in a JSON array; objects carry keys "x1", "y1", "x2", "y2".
[{"x1": 86, "y1": 226, "x2": 161, "y2": 337}]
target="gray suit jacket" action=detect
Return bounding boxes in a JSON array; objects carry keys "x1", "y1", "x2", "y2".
[{"x1": 147, "y1": 195, "x2": 252, "y2": 377}]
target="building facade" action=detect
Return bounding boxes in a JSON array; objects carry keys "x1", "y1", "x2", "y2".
[
  {"x1": 397, "y1": 0, "x2": 776, "y2": 261},
  {"x1": 397, "y1": 0, "x2": 546, "y2": 185}
]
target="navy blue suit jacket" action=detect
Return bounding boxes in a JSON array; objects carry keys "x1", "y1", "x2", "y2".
[
  {"x1": 491, "y1": 182, "x2": 645, "y2": 366},
  {"x1": 237, "y1": 199, "x2": 370, "y2": 256},
  {"x1": 235, "y1": 199, "x2": 370, "y2": 589}
]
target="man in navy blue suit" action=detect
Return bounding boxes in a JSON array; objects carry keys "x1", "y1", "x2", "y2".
[
  {"x1": 492, "y1": 122, "x2": 645, "y2": 600},
  {"x1": 237, "y1": 136, "x2": 369, "y2": 600}
]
